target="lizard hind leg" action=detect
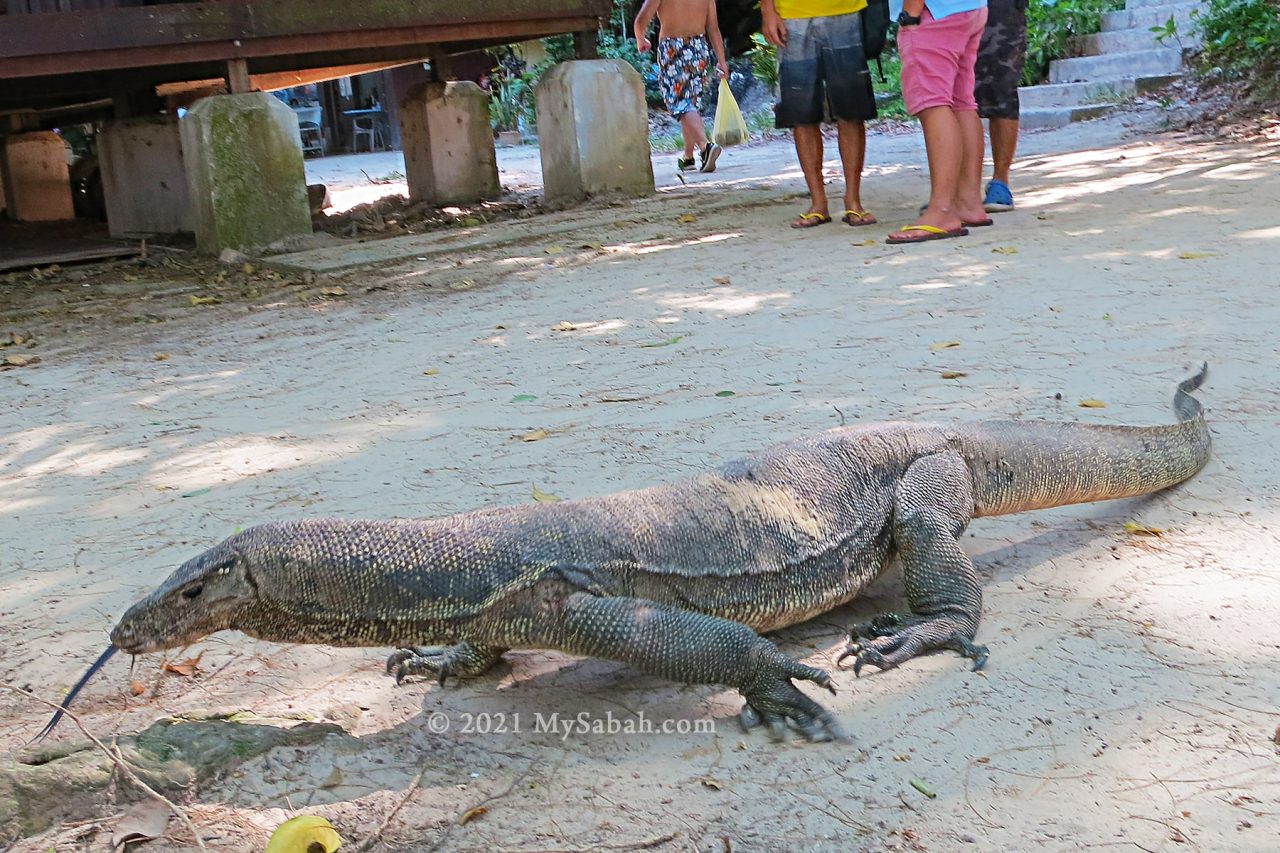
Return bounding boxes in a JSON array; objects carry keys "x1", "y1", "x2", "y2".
[
  {"x1": 839, "y1": 452, "x2": 990, "y2": 675},
  {"x1": 387, "y1": 641, "x2": 508, "y2": 686}
]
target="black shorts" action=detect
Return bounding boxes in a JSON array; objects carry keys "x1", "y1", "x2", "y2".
[
  {"x1": 974, "y1": 0, "x2": 1028, "y2": 120},
  {"x1": 774, "y1": 12, "x2": 877, "y2": 128}
]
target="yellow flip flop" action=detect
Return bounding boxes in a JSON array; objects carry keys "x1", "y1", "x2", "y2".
[
  {"x1": 842, "y1": 209, "x2": 877, "y2": 226},
  {"x1": 885, "y1": 224, "x2": 970, "y2": 244},
  {"x1": 791, "y1": 211, "x2": 832, "y2": 229}
]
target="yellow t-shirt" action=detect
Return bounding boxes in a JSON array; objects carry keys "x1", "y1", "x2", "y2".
[{"x1": 775, "y1": 0, "x2": 867, "y2": 17}]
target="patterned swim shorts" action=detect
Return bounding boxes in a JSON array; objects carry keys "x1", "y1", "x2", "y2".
[
  {"x1": 657, "y1": 34, "x2": 711, "y2": 116},
  {"x1": 974, "y1": 0, "x2": 1029, "y2": 119}
]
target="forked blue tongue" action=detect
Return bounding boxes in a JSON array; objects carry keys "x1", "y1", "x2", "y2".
[{"x1": 34, "y1": 645, "x2": 119, "y2": 741}]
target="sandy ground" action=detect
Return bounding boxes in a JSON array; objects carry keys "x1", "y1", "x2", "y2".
[{"x1": 2, "y1": 107, "x2": 1279, "y2": 852}]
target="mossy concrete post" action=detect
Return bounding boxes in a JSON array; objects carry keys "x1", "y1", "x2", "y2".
[
  {"x1": 400, "y1": 80, "x2": 499, "y2": 206},
  {"x1": 535, "y1": 59, "x2": 654, "y2": 208},
  {"x1": 1, "y1": 132, "x2": 74, "y2": 221},
  {"x1": 99, "y1": 115, "x2": 193, "y2": 238},
  {"x1": 180, "y1": 93, "x2": 311, "y2": 254}
]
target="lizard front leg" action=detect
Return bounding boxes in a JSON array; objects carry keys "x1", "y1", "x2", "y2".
[
  {"x1": 840, "y1": 452, "x2": 989, "y2": 674},
  {"x1": 387, "y1": 642, "x2": 508, "y2": 686},
  {"x1": 534, "y1": 592, "x2": 845, "y2": 743}
]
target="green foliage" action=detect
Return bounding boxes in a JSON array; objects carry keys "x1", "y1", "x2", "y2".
[
  {"x1": 747, "y1": 33, "x2": 779, "y2": 92},
  {"x1": 871, "y1": 53, "x2": 908, "y2": 119},
  {"x1": 1023, "y1": 0, "x2": 1125, "y2": 86},
  {"x1": 1190, "y1": 0, "x2": 1280, "y2": 98}
]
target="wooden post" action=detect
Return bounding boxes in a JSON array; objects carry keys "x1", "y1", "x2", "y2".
[
  {"x1": 573, "y1": 29, "x2": 599, "y2": 59},
  {"x1": 226, "y1": 58, "x2": 251, "y2": 94}
]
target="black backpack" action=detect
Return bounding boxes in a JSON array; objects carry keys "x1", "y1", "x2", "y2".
[{"x1": 861, "y1": 0, "x2": 891, "y2": 81}]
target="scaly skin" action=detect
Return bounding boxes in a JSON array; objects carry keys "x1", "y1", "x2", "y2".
[{"x1": 62, "y1": 366, "x2": 1208, "y2": 744}]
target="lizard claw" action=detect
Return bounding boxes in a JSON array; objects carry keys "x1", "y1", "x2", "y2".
[
  {"x1": 838, "y1": 620, "x2": 988, "y2": 674},
  {"x1": 738, "y1": 654, "x2": 848, "y2": 744},
  {"x1": 386, "y1": 646, "x2": 454, "y2": 686}
]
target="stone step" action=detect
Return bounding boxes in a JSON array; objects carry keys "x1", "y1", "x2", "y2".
[
  {"x1": 1020, "y1": 104, "x2": 1116, "y2": 131},
  {"x1": 1124, "y1": 0, "x2": 1190, "y2": 9},
  {"x1": 1049, "y1": 46, "x2": 1184, "y2": 84},
  {"x1": 1018, "y1": 73, "x2": 1183, "y2": 109},
  {"x1": 1103, "y1": 2, "x2": 1200, "y2": 32},
  {"x1": 1073, "y1": 25, "x2": 1200, "y2": 56}
]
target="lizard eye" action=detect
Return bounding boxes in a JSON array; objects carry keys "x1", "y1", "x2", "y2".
[{"x1": 181, "y1": 584, "x2": 204, "y2": 600}]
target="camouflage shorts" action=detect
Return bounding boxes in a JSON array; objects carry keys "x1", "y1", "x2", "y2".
[{"x1": 974, "y1": 0, "x2": 1028, "y2": 119}]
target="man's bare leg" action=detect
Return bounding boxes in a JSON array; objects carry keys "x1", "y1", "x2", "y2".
[
  {"x1": 956, "y1": 108, "x2": 986, "y2": 219},
  {"x1": 792, "y1": 124, "x2": 829, "y2": 226},
  {"x1": 988, "y1": 116, "x2": 1018, "y2": 186},
  {"x1": 836, "y1": 119, "x2": 875, "y2": 224}
]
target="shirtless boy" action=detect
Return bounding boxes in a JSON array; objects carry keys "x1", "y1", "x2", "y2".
[{"x1": 635, "y1": 0, "x2": 730, "y2": 173}]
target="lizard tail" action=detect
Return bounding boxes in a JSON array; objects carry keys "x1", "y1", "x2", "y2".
[
  {"x1": 1174, "y1": 361, "x2": 1208, "y2": 423},
  {"x1": 967, "y1": 364, "x2": 1211, "y2": 517}
]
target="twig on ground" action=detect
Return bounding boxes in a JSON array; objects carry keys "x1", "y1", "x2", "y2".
[
  {"x1": 354, "y1": 767, "x2": 427, "y2": 853},
  {"x1": 2, "y1": 682, "x2": 207, "y2": 850}
]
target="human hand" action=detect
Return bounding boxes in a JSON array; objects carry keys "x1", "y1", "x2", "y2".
[
  {"x1": 762, "y1": 14, "x2": 788, "y2": 48},
  {"x1": 637, "y1": 35, "x2": 652, "y2": 53},
  {"x1": 717, "y1": 60, "x2": 729, "y2": 79}
]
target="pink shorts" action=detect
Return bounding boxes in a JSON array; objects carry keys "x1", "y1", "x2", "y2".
[{"x1": 898, "y1": 7, "x2": 989, "y2": 115}]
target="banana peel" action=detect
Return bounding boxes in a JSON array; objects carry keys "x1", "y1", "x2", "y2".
[{"x1": 265, "y1": 815, "x2": 342, "y2": 853}]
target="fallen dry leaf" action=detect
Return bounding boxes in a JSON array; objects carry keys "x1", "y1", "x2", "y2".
[
  {"x1": 2, "y1": 354, "x2": 40, "y2": 367},
  {"x1": 711, "y1": 275, "x2": 731, "y2": 285},
  {"x1": 544, "y1": 245, "x2": 564, "y2": 255},
  {"x1": 532, "y1": 486, "x2": 561, "y2": 503},
  {"x1": 928, "y1": 341, "x2": 962, "y2": 351},
  {"x1": 188, "y1": 294, "x2": 220, "y2": 306},
  {"x1": 941, "y1": 371, "x2": 968, "y2": 379},
  {"x1": 162, "y1": 652, "x2": 205, "y2": 678},
  {"x1": 130, "y1": 681, "x2": 147, "y2": 696},
  {"x1": 519, "y1": 429, "x2": 549, "y2": 442},
  {"x1": 320, "y1": 286, "x2": 348, "y2": 298},
  {"x1": 321, "y1": 767, "x2": 343, "y2": 788},
  {"x1": 678, "y1": 213, "x2": 697, "y2": 223},
  {"x1": 423, "y1": 367, "x2": 440, "y2": 376},
  {"x1": 459, "y1": 806, "x2": 489, "y2": 825},
  {"x1": 553, "y1": 321, "x2": 578, "y2": 332},
  {"x1": 153, "y1": 352, "x2": 170, "y2": 362},
  {"x1": 853, "y1": 238, "x2": 876, "y2": 247},
  {"x1": 992, "y1": 246, "x2": 1018, "y2": 255},
  {"x1": 1178, "y1": 251, "x2": 1216, "y2": 260},
  {"x1": 111, "y1": 800, "x2": 170, "y2": 849},
  {"x1": 1124, "y1": 521, "x2": 1165, "y2": 536},
  {"x1": 701, "y1": 777, "x2": 723, "y2": 790},
  {"x1": 1079, "y1": 399, "x2": 1107, "y2": 408}
]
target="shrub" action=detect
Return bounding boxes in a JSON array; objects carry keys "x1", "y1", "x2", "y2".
[
  {"x1": 1024, "y1": 0, "x2": 1125, "y2": 85},
  {"x1": 1187, "y1": 0, "x2": 1280, "y2": 99}
]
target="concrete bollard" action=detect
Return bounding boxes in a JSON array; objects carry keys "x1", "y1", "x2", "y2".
[
  {"x1": 99, "y1": 115, "x2": 193, "y2": 238},
  {"x1": 535, "y1": 59, "x2": 654, "y2": 208},
  {"x1": 180, "y1": 93, "x2": 311, "y2": 254},
  {"x1": 1, "y1": 132, "x2": 74, "y2": 222},
  {"x1": 400, "y1": 80, "x2": 499, "y2": 206}
]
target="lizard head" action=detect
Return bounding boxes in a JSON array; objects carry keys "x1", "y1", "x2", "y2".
[{"x1": 110, "y1": 533, "x2": 256, "y2": 654}]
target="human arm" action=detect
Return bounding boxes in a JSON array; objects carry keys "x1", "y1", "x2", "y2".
[
  {"x1": 706, "y1": 0, "x2": 730, "y2": 78},
  {"x1": 634, "y1": 0, "x2": 660, "y2": 52},
  {"x1": 760, "y1": 0, "x2": 788, "y2": 47}
]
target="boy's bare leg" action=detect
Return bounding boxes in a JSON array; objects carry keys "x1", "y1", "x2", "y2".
[
  {"x1": 679, "y1": 111, "x2": 709, "y2": 160},
  {"x1": 988, "y1": 116, "x2": 1018, "y2": 186},
  {"x1": 792, "y1": 124, "x2": 828, "y2": 223},
  {"x1": 836, "y1": 119, "x2": 874, "y2": 223}
]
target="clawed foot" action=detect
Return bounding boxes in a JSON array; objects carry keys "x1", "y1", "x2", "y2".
[
  {"x1": 738, "y1": 655, "x2": 847, "y2": 743},
  {"x1": 838, "y1": 615, "x2": 988, "y2": 675},
  {"x1": 386, "y1": 642, "x2": 505, "y2": 686}
]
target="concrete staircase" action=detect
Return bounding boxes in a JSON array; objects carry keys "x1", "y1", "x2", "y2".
[{"x1": 1019, "y1": 0, "x2": 1204, "y2": 130}]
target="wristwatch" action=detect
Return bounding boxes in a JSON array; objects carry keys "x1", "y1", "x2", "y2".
[{"x1": 897, "y1": 9, "x2": 922, "y2": 25}]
